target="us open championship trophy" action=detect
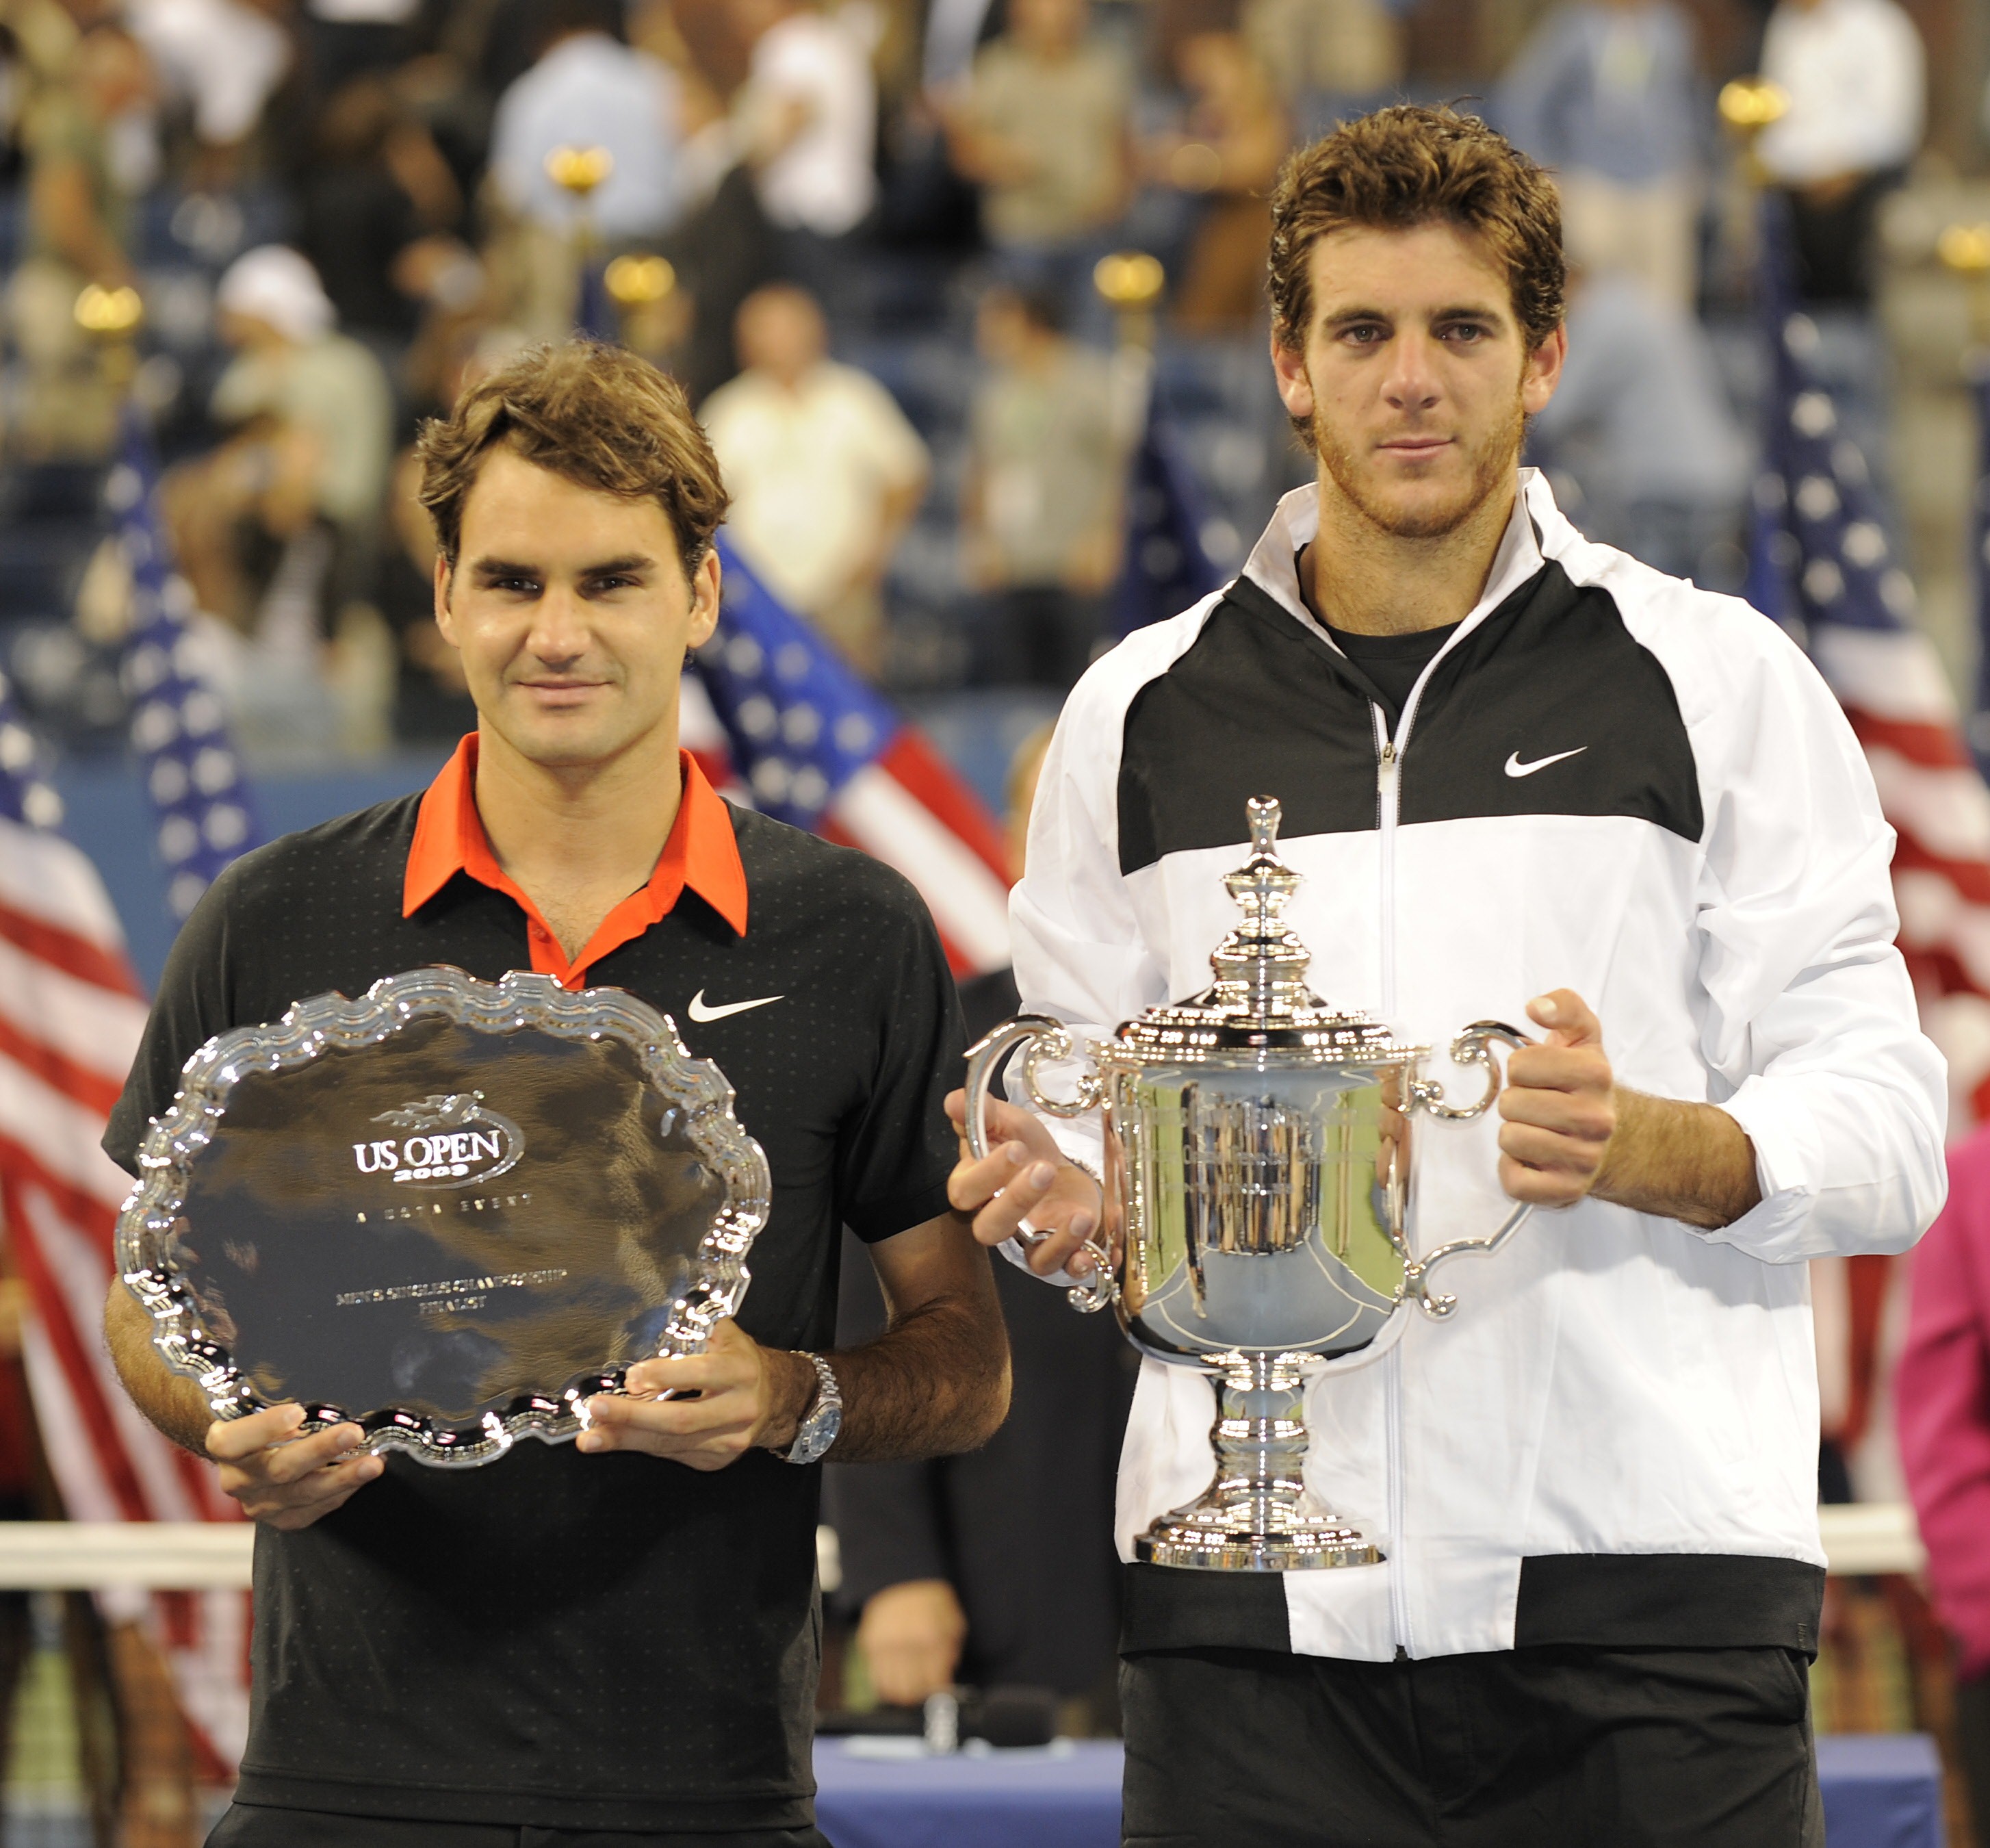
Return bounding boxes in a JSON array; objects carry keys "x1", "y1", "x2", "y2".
[
  {"x1": 116, "y1": 966, "x2": 773, "y2": 1467},
  {"x1": 965, "y1": 797, "x2": 1532, "y2": 1569}
]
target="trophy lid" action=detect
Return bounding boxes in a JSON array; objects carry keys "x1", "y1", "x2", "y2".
[{"x1": 1108, "y1": 797, "x2": 1425, "y2": 1065}]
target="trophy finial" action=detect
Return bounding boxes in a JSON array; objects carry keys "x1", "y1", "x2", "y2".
[
  {"x1": 1246, "y1": 795, "x2": 1280, "y2": 860},
  {"x1": 1209, "y1": 796, "x2": 1319, "y2": 1018}
]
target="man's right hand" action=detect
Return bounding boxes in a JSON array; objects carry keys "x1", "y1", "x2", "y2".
[
  {"x1": 943, "y1": 1090, "x2": 1102, "y2": 1280},
  {"x1": 205, "y1": 1405, "x2": 383, "y2": 1530}
]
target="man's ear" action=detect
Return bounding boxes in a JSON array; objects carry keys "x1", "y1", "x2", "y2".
[
  {"x1": 686, "y1": 546, "x2": 721, "y2": 652},
  {"x1": 1521, "y1": 322, "x2": 1567, "y2": 418},
  {"x1": 432, "y1": 554, "x2": 457, "y2": 644},
  {"x1": 1269, "y1": 327, "x2": 1316, "y2": 426}
]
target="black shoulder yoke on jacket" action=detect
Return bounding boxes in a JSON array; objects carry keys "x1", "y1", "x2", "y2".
[{"x1": 1117, "y1": 565, "x2": 1705, "y2": 878}]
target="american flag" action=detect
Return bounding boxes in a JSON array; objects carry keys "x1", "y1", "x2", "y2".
[
  {"x1": 0, "y1": 667, "x2": 248, "y2": 1775},
  {"x1": 1113, "y1": 381, "x2": 1226, "y2": 639},
  {"x1": 108, "y1": 409, "x2": 261, "y2": 922},
  {"x1": 688, "y1": 537, "x2": 1011, "y2": 975},
  {"x1": 1744, "y1": 202, "x2": 1990, "y2": 1485},
  {"x1": 1746, "y1": 259, "x2": 1990, "y2": 1131}
]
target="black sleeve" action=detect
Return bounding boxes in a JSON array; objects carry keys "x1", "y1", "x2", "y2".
[
  {"x1": 833, "y1": 879, "x2": 967, "y2": 1244},
  {"x1": 102, "y1": 861, "x2": 248, "y2": 1175}
]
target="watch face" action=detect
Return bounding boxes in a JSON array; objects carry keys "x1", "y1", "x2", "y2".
[{"x1": 795, "y1": 1402, "x2": 841, "y2": 1463}]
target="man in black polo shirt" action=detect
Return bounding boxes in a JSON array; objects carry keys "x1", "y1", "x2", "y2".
[{"x1": 103, "y1": 340, "x2": 1009, "y2": 1845}]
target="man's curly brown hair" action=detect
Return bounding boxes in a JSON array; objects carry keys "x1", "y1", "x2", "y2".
[
  {"x1": 1267, "y1": 105, "x2": 1565, "y2": 361},
  {"x1": 415, "y1": 341, "x2": 729, "y2": 580}
]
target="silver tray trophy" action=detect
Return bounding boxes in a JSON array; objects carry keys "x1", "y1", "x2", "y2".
[
  {"x1": 117, "y1": 967, "x2": 772, "y2": 1467},
  {"x1": 966, "y1": 797, "x2": 1532, "y2": 1569}
]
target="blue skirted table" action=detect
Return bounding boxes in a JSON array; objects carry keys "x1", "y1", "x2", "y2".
[{"x1": 814, "y1": 1732, "x2": 1943, "y2": 1848}]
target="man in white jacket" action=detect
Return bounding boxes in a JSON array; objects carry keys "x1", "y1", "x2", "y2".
[{"x1": 948, "y1": 104, "x2": 1947, "y2": 1845}]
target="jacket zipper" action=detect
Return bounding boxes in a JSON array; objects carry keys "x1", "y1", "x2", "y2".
[
  {"x1": 1375, "y1": 665, "x2": 1439, "y2": 1660},
  {"x1": 1372, "y1": 709, "x2": 1412, "y2": 1658}
]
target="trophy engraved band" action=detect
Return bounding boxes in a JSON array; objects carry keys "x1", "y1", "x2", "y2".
[
  {"x1": 966, "y1": 796, "x2": 1532, "y2": 1570},
  {"x1": 117, "y1": 966, "x2": 773, "y2": 1468}
]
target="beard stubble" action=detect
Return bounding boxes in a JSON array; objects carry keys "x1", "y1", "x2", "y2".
[{"x1": 1310, "y1": 381, "x2": 1528, "y2": 543}]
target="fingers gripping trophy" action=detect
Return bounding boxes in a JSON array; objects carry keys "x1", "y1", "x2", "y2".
[{"x1": 966, "y1": 796, "x2": 1532, "y2": 1571}]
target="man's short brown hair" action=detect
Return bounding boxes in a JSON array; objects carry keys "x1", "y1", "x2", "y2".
[
  {"x1": 416, "y1": 341, "x2": 729, "y2": 578},
  {"x1": 1267, "y1": 105, "x2": 1564, "y2": 357}
]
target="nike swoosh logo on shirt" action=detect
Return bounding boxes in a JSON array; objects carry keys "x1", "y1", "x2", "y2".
[
  {"x1": 686, "y1": 989, "x2": 784, "y2": 1023},
  {"x1": 1503, "y1": 747, "x2": 1588, "y2": 779}
]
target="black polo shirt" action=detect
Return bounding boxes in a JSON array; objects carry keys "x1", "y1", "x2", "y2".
[{"x1": 105, "y1": 745, "x2": 964, "y2": 1831}]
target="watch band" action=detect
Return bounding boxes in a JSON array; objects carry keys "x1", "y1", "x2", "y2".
[{"x1": 782, "y1": 1351, "x2": 842, "y2": 1465}]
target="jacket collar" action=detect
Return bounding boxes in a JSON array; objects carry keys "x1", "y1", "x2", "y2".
[{"x1": 1238, "y1": 469, "x2": 1553, "y2": 655}]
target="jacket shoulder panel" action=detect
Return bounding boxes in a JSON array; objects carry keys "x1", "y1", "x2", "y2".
[
  {"x1": 1116, "y1": 576, "x2": 1381, "y2": 876},
  {"x1": 1404, "y1": 559, "x2": 1705, "y2": 842}
]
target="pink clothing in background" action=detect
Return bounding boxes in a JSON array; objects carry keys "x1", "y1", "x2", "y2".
[{"x1": 1898, "y1": 1124, "x2": 1990, "y2": 1680}]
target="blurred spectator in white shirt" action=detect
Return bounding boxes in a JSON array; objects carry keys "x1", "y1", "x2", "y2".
[
  {"x1": 946, "y1": 0, "x2": 1131, "y2": 310},
  {"x1": 125, "y1": 0, "x2": 288, "y2": 172},
  {"x1": 962, "y1": 283, "x2": 1122, "y2": 685},
  {"x1": 1528, "y1": 268, "x2": 1748, "y2": 584},
  {"x1": 1497, "y1": 0, "x2": 1703, "y2": 309},
  {"x1": 701, "y1": 284, "x2": 929, "y2": 676},
  {"x1": 733, "y1": 0, "x2": 877, "y2": 238},
  {"x1": 1756, "y1": 0, "x2": 1923, "y2": 305}
]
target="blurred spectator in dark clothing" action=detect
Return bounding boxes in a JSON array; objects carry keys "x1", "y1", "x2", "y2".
[
  {"x1": 1497, "y1": 0, "x2": 1703, "y2": 310},
  {"x1": 962, "y1": 285, "x2": 1120, "y2": 685},
  {"x1": 1898, "y1": 1127, "x2": 1990, "y2": 1848},
  {"x1": 946, "y1": 0, "x2": 1130, "y2": 303},
  {"x1": 665, "y1": 157, "x2": 779, "y2": 403},
  {"x1": 1755, "y1": 0, "x2": 1922, "y2": 307},
  {"x1": 162, "y1": 246, "x2": 393, "y2": 639},
  {"x1": 375, "y1": 443, "x2": 480, "y2": 741},
  {"x1": 826, "y1": 724, "x2": 1137, "y2": 1726},
  {"x1": 5, "y1": 22, "x2": 151, "y2": 459},
  {"x1": 1527, "y1": 269, "x2": 1746, "y2": 583},
  {"x1": 701, "y1": 283, "x2": 928, "y2": 676},
  {"x1": 301, "y1": 73, "x2": 464, "y2": 339},
  {"x1": 1142, "y1": 26, "x2": 1283, "y2": 334},
  {"x1": 475, "y1": 0, "x2": 555, "y2": 101},
  {"x1": 300, "y1": 0, "x2": 430, "y2": 102}
]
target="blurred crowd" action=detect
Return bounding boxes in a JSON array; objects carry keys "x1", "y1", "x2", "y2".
[{"x1": 0, "y1": 0, "x2": 1964, "y2": 759}]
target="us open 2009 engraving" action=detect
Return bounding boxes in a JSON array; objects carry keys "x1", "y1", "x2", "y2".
[{"x1": 116, "y1": 966, "x2": 772, "y2": 1468}]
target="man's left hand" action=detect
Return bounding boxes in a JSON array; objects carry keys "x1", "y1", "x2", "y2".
[
  {"x1": 578, "y1": 1319, "x2": 814, "y2": 1470},
  {"x1": 1495, "y1": 989, "x2": 1616, "y2": 1207}
]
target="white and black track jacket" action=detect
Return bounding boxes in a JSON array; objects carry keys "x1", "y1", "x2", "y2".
[{"x1": 1011, "y1": 471, "x2": 1948, "y2": 1664}]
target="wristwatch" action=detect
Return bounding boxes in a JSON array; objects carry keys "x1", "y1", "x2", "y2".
[{"x1": 781, "y1": 1352, "x2": 842, "y2": 1465}]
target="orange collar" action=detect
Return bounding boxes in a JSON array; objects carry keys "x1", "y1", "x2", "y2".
[{"x1": 402, "y1": 734, "x2": 747, "y2": 988}]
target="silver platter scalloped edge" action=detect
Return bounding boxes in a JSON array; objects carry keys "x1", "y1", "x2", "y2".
[{"x1": 115, "y1": 965, "x2": 773, "y2": 1469}]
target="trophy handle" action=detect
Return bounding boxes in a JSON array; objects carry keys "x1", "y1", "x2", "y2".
[
  {"x1": 1403, "y1": 1020, "x2": 1536, "y2": 1320},
  {"x1": 1408, "y1": 1019, "x2": 1531, "y2": 1121},
  {"x1": 964, "y1": 1016, "x2": 1116, "y2": 1313}
]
